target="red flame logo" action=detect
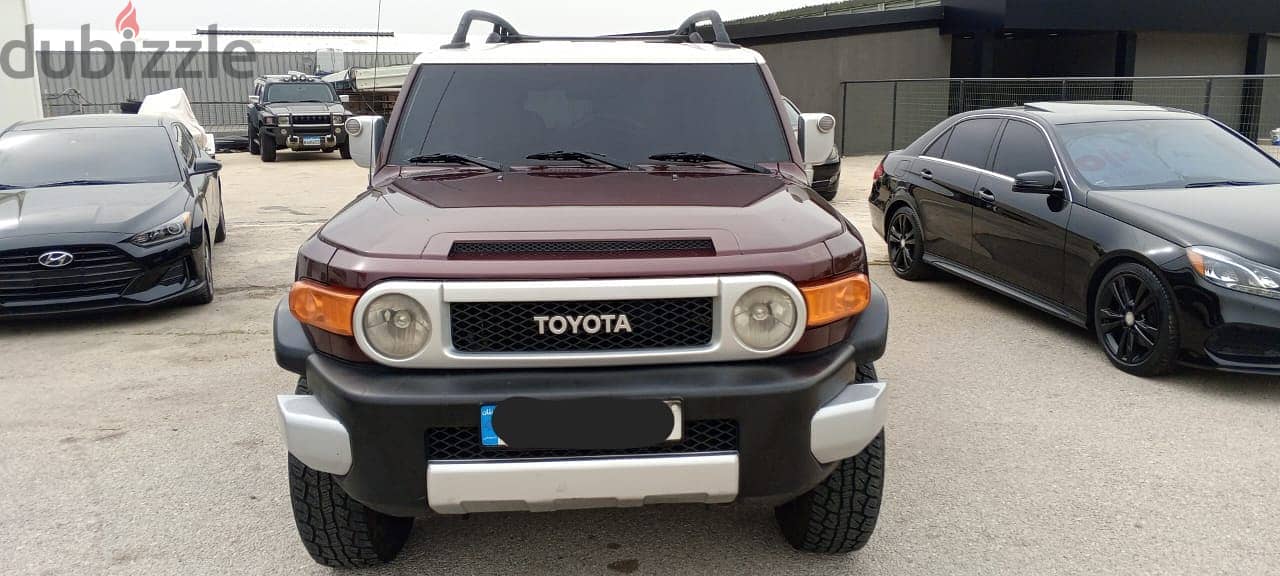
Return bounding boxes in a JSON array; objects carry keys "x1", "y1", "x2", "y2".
[{"x1": 115, "y1": 2, "x2": 140, "y2": 39}]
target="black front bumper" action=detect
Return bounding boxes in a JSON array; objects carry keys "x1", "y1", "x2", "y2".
[
  {"x1": 262, "y1": 125, "x2": 348, "y2": 149},
  {"x1": 274, "y1": 284, "x2": 890, "y2": 518},
  {"x1": 0, "y1": 235, "x2": 210, "y2": 318},
  {"x1": 1169, "y1": 269, "x2": 1280, "y2": 375}
]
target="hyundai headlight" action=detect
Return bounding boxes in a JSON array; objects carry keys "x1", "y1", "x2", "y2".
[
  {"x1": 362, "y1": 294, "x2": 432, "y2": 359},
  {"x1": 732, "y1": 286, "x2": 797, "y2": 351},
  {"x1": 131, "y1": 212, "x2": 190, "y2": 246},
  {"x1": 1188, "y1": 247, "x2": 1280, "y2": 300}
]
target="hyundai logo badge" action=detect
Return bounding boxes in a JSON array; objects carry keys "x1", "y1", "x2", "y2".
[{"x1": 38, "y1": 251, "x2": 75, "y2": 268}]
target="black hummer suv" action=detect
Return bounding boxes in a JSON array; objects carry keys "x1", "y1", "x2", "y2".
[{"x1": 247, "y1": 73, "x2": 352, "y2": 162}]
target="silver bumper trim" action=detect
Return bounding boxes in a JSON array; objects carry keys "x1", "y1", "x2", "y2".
[
  {"x1": 810, "y1": 381, "x2": 887, "y2": 464},
  {"x1": 276, "y1": 395, "x2": 352, "y2": 475},
  {"x1": 426, "y1": 453, "x2": 740, "y2": 514}
]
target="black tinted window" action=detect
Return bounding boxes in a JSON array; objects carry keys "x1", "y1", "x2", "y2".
[
  {"x1": 1058, "y1": 119, "x2": 1280, "y2": 190},
  {"x1": 265, "y1": 83, "x2": 336, "y2": 103},
  {"x1": 390, "y1": 64, "x2": 791, "y2": 167},
  {"x1": 993, "y1": 121, "x2": 1055, "y2": 178},
  {"x1": 0, "y1": 127, "x2": 180, "y2": 188},
  {"x1": 924, "y1": 129, "x2": 951, "y2": 157},
  {"x1": 942, "y1": 119, "x2": 1002, "y2": 168}
]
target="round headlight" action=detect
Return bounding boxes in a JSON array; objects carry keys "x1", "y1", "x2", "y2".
[
  {"x1": 345, "y1": 118, "x2": 362, "y2": 136},
  {"x1": 732, "y1": 286, "x2": 797, "y2": 351},
  {"x1": 362, "y1": 294, "x2": 431, "y2": 360},
  {"x1": 817, "y1": 115, "x2": 836, "y2": 133}
]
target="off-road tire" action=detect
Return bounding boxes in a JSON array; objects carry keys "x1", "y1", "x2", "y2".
[
  {"x1": 288, "y1": 378, "x2": 414, "y2": 568},
  {"x1": 339, "y1": 141, "x2": 352, "y2": 160},
  {"x1": 886, "y1": 206, "x2": 932, "y2": 280},
  {"x1": 248, "y1": 124, "x2": 260, "y2": 155},
  {"x1": 775, "y1": 363, "x2": 883, "y2": 554},
  {"x1": 1093, "y1": 262, "x2": 1180, "y2": 377},
  {"x1": 260, "y1": 130, "x2": 277, "y2": 163}
]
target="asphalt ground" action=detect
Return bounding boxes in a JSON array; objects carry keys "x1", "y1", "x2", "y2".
[{"x1": 3, "y1": 152, "x2": 1278, "y2": 575}]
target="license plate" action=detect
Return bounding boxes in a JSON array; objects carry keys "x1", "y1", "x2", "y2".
[
  {"x1": 302, "y1": 136, "x2": 322, "y2": 146},
  {"x1": 480, "y1": 399, "x2": 682, "y2": 449}
]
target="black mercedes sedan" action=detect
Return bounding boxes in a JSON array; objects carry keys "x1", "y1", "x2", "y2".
[
  {"x1": 0, "y1": 114, "x2": 225, "y2": 317},
  {"x1": 870, "y1": 101, "x2": 1280, "y2": 376}
]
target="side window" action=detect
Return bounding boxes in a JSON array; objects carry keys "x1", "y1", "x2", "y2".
[
  {"x1": 942, "y1": 118, "x2": 1003, "y2": 169},
  {"x1": 993, "y1": 120, "x2": 1056, "y2": 178},
  {"x1": 173, "y1": 125, "x2": 196, "y2": 165},
  {"x1": 783, "y1": 99, "x2": 800, "y2": 135},
  {"x1": 923, "y1": 128, "x2": 951, "y2": 157}
]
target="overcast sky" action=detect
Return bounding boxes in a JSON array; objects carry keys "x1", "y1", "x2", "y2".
[{"x1": 29, "y1": 0, "x2": 815, "y2": 35}]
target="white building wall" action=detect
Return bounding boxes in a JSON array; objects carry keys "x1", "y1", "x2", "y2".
[{"x1": 0, "y1": 0, "x2": 43, "y2": 127}]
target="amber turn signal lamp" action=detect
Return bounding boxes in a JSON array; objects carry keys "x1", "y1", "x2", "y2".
[
  {"x1": 800, "y1": 273, "x2": 871, "y2": 327},
  {"x1": 289, "y1": 280, "x2": 362, "y2": 336}
]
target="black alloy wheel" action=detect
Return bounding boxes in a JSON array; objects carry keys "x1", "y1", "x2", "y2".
[
  {"x1": 1093, "y1": 263, "x2": 1178, "y2": 376},
  {"x1": 886, "y1": 208, "x2": 930, "y2": 280}
]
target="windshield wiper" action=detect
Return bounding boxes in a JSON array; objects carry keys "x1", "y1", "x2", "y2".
[
  {"x1": 647, "y1": 152, "x2": 770, "y2": 174},
  {"x1": 27, "y1": 179, "x2": 131, "y2": 188},
  {"x1": 526, "y1": 150, "x2": 632, "y2": 171},
  {"x1": 0, "y1": 184, "x2": 24, "y2": 190},
  {"x1": 1184, "y1": 180, "x2": 1270, "y2": 188},
  {"x1": 408, "y1": 153, "x2": 506, "y2": 172}
]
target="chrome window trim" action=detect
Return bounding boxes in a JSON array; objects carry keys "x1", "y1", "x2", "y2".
[
  {"x1": 918, "y1": 113, "x2": 1076, "y2": 202},
  {"x1": 352, "y1": 274, "x2": 808, "y2": 369}
]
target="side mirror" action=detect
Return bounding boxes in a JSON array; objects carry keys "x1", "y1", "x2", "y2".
[
  {"x1": 191, "y1": 158, "x2": 222, "y2": 176},
  {"x1": 339, "y1": 94, "x2": 351, "y2": 104},
  {"x1": 1012, "y1": 171, "x2": 1060, "y2": 194},
  {"x1": 248, "y1": 95, "x2": 259, "y2": 105},
  {"x1": 799, "y1": 113, "x2": 837, "y2": 166},
  {"x1": 346, "y1": 115, "x2": 385, "y2": 170}
]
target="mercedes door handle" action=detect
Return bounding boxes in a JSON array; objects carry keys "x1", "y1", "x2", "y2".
[
  {"x1": 977, "y1": 187, "x2": 996, "y2": 202},
  {"x1": 920, "y1": 168, "x2": 934, "y2": 181}
]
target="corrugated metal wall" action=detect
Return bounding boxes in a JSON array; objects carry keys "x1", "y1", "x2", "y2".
[{"x1": 38, "y1": 51, "x2": 418, "y2": 133}]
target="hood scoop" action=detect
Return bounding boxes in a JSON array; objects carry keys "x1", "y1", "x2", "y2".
[{"x1": 449, "y1": 239, "x2": 716, "y2": 260}]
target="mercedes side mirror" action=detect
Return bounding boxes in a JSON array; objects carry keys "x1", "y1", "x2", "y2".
[
  {"x1": 1012, "y1": 171, "x2": 1060, "y2": 194},
  {"x1": 339, "y1": 94, "x2": 351, "y2": 104},
  {"x1": 346, "y1": 115, "x2": 385, "y2": 170},
  {"x1": 248, "y1": 95, "x2": 260, "y2": 105},
  {"x1": 799, "y1": 113, "x2": 837, "y2": 166},
  {"x1": 191, "y1": 158, "x2": 222, "y2": 176}
]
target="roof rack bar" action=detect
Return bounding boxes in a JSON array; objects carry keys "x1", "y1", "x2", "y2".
[
  {"x1": 442, "y1": 10, "x2": 521, "y2": 49},
  {"x1": 675, "y1": 10, "x2": 733, "y2": 46},
  {"x1": 439, "y1": 9, "x2": 734, "y2": 50}
]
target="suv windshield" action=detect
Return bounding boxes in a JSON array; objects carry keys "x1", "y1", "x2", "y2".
[
  {"x1": 1057, "y1": 119, "x2": 1280, "y2": 190},
  {"x1": 0, "y1": 127, "x2": 180, "y2": 188},
  {"x1": 390, "y1": 64, "x2": 791, "y2": 168},
  {"x1": 265, "y1": 83, "x2": 337, "y2": 103}
]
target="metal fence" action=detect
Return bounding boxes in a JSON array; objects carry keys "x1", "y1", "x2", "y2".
[
  {"x1": 43, "y1": 98, "x2": 248, "y2": 135},
  {"x1": 841, "y1": 75, "x2": 1280, "y2": 154}
]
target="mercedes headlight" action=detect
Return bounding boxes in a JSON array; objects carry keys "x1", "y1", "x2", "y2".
[
  {"x1": 332, "y1": 114, "x2": 346, "y2": 125},
  {"x1": 262, "y1": 116, "x2": 276, "y2": 126},
  {"x1": 1188, "y1": 247, "x2": 1280, "y2": 300},
  {"x1": 131, "y1": 212, "x2": 190, "y2": 246},
  {"x1": 362, "y1": 294, "x2": 432, "y2": 359},
  {"x1": 732, "y1": 286, "x2": 798, "y2": 351}
]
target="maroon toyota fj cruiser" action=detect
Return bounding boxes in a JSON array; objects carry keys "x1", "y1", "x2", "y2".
[{"x1": 274, "y1": 11, "x2": 889, "y2": 568}]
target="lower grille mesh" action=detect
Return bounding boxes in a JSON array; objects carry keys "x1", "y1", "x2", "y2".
[
  {"x1": 426, "y1": 419, "x2": 739, "y2": 461},
  {"x1": 450, "y1": 298, "x2": 714, "y2": 353}
]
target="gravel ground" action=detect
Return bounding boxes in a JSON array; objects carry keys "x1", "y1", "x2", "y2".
[{"x1": 2, "y1": 152, "x2": 1278, "y2": 575}]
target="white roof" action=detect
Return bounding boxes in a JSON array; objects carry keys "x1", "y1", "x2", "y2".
[{"x1": 413, "y1": 41, "x2": 767, "y2": 65}]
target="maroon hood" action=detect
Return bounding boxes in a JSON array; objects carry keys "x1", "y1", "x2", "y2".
[{"x1": 314, "y1": 170, "x2": 858, "y2": 286}]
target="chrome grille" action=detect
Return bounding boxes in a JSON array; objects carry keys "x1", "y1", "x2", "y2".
[
  {"x1": 0, "y1": 246, "x2": 144, "y2": 304},
  {"x1": 427, "y1": 419, "x2": 738, "y2": 461},
  {"x1": 450, "y1": 298, "x2": 714, "y2": 353}
]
